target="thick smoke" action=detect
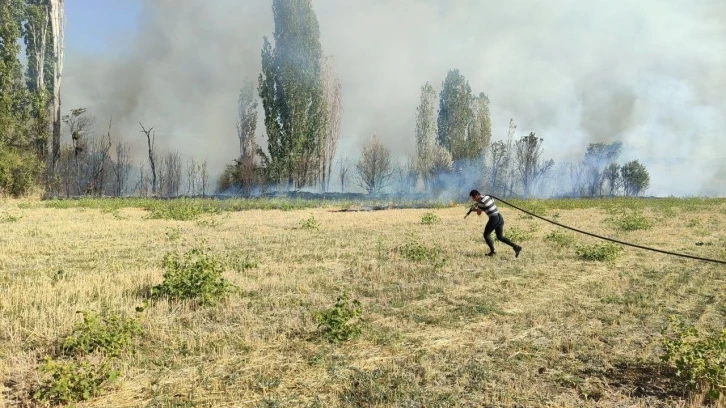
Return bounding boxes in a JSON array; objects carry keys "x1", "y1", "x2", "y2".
[{"x1": 62, "y1": 0, "x2": 726, "y2": 196}]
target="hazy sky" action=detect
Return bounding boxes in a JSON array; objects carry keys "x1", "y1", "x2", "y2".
[{"x1": 62, "y1": 0, "x2": 726, "y2": 196}]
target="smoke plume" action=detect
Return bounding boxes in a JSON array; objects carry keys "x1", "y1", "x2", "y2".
[{"x1": 62, "y1": 0, "x2": 726, "y2": 196}]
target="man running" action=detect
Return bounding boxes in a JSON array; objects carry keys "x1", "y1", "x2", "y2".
[{"x1": 467, "y1": 190, "x2": 522, "y2": 257}]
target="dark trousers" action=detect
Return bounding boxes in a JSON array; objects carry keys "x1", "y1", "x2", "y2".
[{"x1": 483, "y1": 213, "x2": 516, "y2": 252}]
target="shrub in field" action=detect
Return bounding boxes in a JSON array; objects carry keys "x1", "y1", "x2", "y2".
[
  {"x1": 397, "y1": 241, "x2": 446, "y2": 266},
  {"x1": 575, "y1": 242, "x2": 623, "y2": 261},
  {"x1": 316, "y1": 293, "x2": 362, "y2": 344},
  {"x1": 499, "y1": 226, "x2": 532, "y2": 242},
  {"x1": 545, "y1": 230, "x2": 576, "y2": 249},
  {"x1": 420, "y1": 212, "x2": 440, "y2": 225},
  {"x1": 608, "y1": 211, "x2": 654, "y2": 232},
  {"x1": 151, "y1": 247, "x2": 234, "y2": 305},
  {"x1": 300, "y1": 215, "x2": 320, "y2": 230},
  {"x1": 61, "y1": 311, "x2": 142, "y2": 358},
  {"x1": 33, "y1": 357, "x2": 119, "y2": 404},
  {"x1": 662, "y1": 316, "x2": 726, "y2": 401},
  {"x1": 146, "y1": 200, "x2": 219, "y2": 221}
]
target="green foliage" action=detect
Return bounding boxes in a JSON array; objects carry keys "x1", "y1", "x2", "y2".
[
  {"x1": 165, "y1": 227, "x2": 182, "y2": 241},
  {"x1": 61, "y1": 310, "x2": 143, "y2": 357},
  {"x1": 499, "y1": 226, "x2": 532, "y2": 242},
  {"x1": 662, "y1": 317, "x2": 726, "y2": 400},
  {"x1": 151, "y1": 247, "x2": 234, "y2": 305},
  {"x1": 0, "y1": 148, "x2": 41, "y2": 197},
  {"x1": 145, "y1": 199, "x2": 221, "y2": 221},
  {"x1": 621, "y1": 160, "x2": 650, "y2": 196},
  {"x1": 420, "y1": 212, "x2": 440, "y2": 225},
  {"x1": 397, "y1": 241, "x2": 446, "y2": 266},
  {"x1": 33, "y1": 357, "x2": 119, "y2": 404},
  {"x1": 300, "y1": 215, "x2": 320, "y2": 230},
  {"x1": 259, "y1": 0, "x2": 326, "y2": 187},
  {"x1": 608, "y1": 211, "x2": 654, "y2": 232},
  {"x1": 315, "y1": 293, "x2": 362, "y2": 343},
  {"x1": 545, "y1": 230, "x2": 576, "y2": 249},
  {"x1": 518, "y1": 200, "x2": 547, "y2": 218},
  {"x1": 575, "y1": 242, "x2": 623, "y2": 262},
  {"x1": 437, "y1": 69, "x2": 475, "y2": 162}
]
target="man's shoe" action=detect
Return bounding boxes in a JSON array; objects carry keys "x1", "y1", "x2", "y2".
[
  {"x1": 514, "y1": 245, "x2": 522, "y2": 258},
  {"x1": 485, "y1": 251, "x2": 496, "y2": 257}
]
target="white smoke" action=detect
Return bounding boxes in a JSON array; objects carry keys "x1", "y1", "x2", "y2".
[{"x1": 62, "y1": 0, "x2": 726, "y2": 196}]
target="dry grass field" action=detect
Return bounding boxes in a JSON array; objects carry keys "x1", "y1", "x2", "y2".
[{"x1": 1, "y1": 197, "x2": 725, "y2": 407}]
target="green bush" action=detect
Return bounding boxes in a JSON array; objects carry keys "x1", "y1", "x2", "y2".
[
  {"x1": 0, "y1": 148, "x2": 41, "y2": 197},
  {"x1": 545, "y1": 230, "x2": 576, "y2": 249},
  {"x1": 61, "y1": 310, "x2": 142, "y2": 358},
  {"x1": 151, "y1": 247, "x2": 234, "y2": 305},
  {"x1": 300, "y1": 215, "x2": 320, "y2": 230},
  {"x1": 397, "y1": 241, "x2": 446, "y2": 267},
  {"x1": 501, "y1": 226, "x2": 532, "y2": 242},
  {"x1": 315, "y1": 293, "x2": 362, "y2": 344},
  {"x1": 33, "y1": 357, "x2": 119, "y2": 404},
  {"x1": 608, "y1": 211, "x2": 654, "y2": 232},
  {"x1": 662, "y1": 316, "x2": 726, "y2": 401},
  {"x1": 420, "y1": 212, "x2": 440, "y2": 225},
  {"x1": 146, "y1": 200, "x2": 220, "y2": 221},
  {"x1": 575, "y1": 242, "x2": 623, "y2": 261}
]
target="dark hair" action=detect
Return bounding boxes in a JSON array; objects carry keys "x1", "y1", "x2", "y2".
[{"x1": 469, "y1": 189, "x2": 480, "y2": 198}]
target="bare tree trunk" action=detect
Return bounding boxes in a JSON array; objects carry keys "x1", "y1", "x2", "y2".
[
  {"x1": 139, "y1": 123, "x2": 157, "y2": 194},
  {"x1": 201, "y1": 160, "x2": 208, "y2": 196},
  {"x1": 49, "y1": 0, "x2": 65, "y2": 182},
  {"x1": 88, "y1": 117, "x2": 113, "y2": 196},
  {"x1": 320, "y1": 56, "x2": 343, "y2": 193},
  {"x1": 186, "y1": 157, "x2": 198, "y2": 195},
  {"x1": 113, "y1": 141, "x2": 131, "y2": 196},
  {"x1": 338, "y1": 156, "x2": 349, "y2": 193},
  {"x1": 165, "y1": 151, "x2": 182, "y2": 197}
]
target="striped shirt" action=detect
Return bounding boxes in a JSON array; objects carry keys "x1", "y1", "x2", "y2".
[{"x1": 476, "y1": 195, "x2": 499, "y2": 216}]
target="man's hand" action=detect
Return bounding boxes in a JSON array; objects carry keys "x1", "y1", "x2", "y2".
[{"x1": 476, "y1": 209, "x2": 482, "y2": 216}]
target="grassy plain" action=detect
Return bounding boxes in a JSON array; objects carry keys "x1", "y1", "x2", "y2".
[{"x1": 1, "y1": 197, "x2": 725, "y2": 407}]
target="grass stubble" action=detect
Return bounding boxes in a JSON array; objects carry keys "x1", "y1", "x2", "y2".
[{"x1": 0, "y1": 197, "x2": 725, "y2": 407}]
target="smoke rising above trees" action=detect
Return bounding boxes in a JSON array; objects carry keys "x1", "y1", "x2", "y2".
[{"x1": 0, "y1": 0, "x2": 723, "y2": 197}]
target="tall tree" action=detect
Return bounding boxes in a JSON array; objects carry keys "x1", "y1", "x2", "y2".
[
  {"x1": 603, "y1": 162, "x2": 621, "y2": 196},
  {"x1": 488, "y1": 140, "x2": 509, "y2": 195},
  {"x1": 48, "y1": 0, "x2": 64, "y2": 178},
  {"x1": 0, "y1": 0, "x2": 28, "y2": 146},
  {"x1": 320, "y1": 55, "x2": 342, "y2": 192},
  {"x1": 437, "y1": 69, "x2": 474, "y2": 166},
  {"x1": 621, "y1": 160, "x2": 650, "y2": 197},
  {"x1": 514, "y1": 132, "x2": 554, "y2": 197},
  {"x1": 258, "y1": 0, "x2": 327, "y2": 190},
  {"x1": 236, "y1": 81, "x2": 257, "y2": 160},
  {"x1": 23, "y1": 0, "x2": 54, "y2": 160},
  {"x1": 582, "y1": 141, "x2": 622, "y2": 196},
  {"x1": 414, "y1": 82, "x2": 437, "y2": 191},
  {"x1": 356, "y1": 134, "x2": 393, "y2": 194},
  {"x1": 469, "y1": 92, "x2": 492, "y2": 160},
  {"x1": 139, "y1": 123, "x2": 157, "y2": 194},
  {"x1": 0, "y1": 0, "x2": 41, "y2": 197},
  {"x1": 337, "y1": 156, "x2": 349, "y2": 193}
]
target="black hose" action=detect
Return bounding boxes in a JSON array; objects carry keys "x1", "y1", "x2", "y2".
[{"x1": 489, "y1": 195, "x2": 726, "y2": 265}]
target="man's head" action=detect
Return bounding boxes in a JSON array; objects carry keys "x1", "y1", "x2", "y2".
[{"x1": 469, "y1": 189, "x2": 481, "y2": 201}]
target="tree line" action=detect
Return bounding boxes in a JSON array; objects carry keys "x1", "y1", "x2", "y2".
[
  {"x1": 0, "y1": 0, "x2": 650, "y2": 198},
  {"x1": 220, "y1": 0, "x2": 650, "y2": 198}
]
